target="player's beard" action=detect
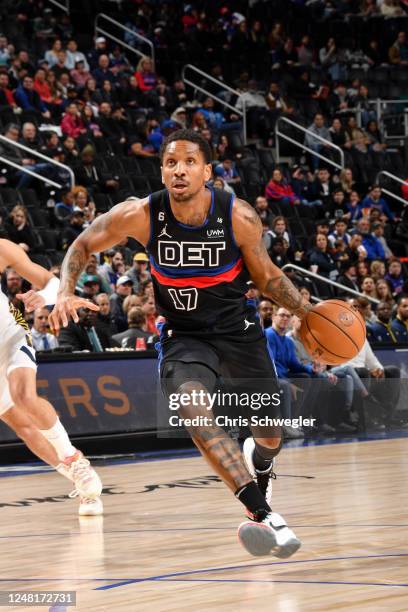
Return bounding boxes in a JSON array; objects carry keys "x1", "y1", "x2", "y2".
[{"x1": 170, "y1": 183, "x2": 202, "y2": 203}]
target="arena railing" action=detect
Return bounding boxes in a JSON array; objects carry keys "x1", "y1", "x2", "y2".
[
  {"x1": 275, "y1": 117, "x2": 345, "y2": 171},
  {"x1": 95, "y1": 13, "x2": 155, "y2": 65},
  {"x1": 376, "y1": 171, "x2": 408, "y2": 208},
  {"x1": 46, "y1": 0, "x2": 69, "y2": 12},
  {"x1": 0, "y1": 135, "x2": 75, "y2": 189},
  {"x1": 181, "y1": 64, "x2": 247, "y2": 144},
  {"x1": 281, "y1": 263, "x2": 380, "y2": 305}
]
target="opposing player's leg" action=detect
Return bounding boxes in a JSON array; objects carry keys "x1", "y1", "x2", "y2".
[{"x1": 5, "y1": 343, "x2": 102, "y2": 511}]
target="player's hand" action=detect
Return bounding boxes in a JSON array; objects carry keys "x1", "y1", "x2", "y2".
[
  {"x1": 49, "y1": 294, "x2": 99, "y2": 333},
  {"x1": 327, "y1": 372, "x2": 338, "y2": 385},
  {"x1": 370, "y1": 368, "x2": 384, "y2": 378},
  {"x1": 16, "y1": 290, "x2": 45, "y2": 312}
]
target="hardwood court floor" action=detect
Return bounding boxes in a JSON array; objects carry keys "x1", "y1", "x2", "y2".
[{"x1": 0, "y1": 436, "x2": 407, "y2": 611}]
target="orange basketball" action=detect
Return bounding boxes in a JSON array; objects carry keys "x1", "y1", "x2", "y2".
[{"x1": 299, "y1": 299, "x2": 366, "y2": 366}]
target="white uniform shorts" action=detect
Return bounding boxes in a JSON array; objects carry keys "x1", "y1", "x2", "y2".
[{"x1": 0, "y1": 334, "x2": 37, "y2": 415}]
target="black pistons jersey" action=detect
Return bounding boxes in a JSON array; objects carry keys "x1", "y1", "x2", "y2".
[{"x1": 147, "y1": 187, "x2": 257, "y2": 336}]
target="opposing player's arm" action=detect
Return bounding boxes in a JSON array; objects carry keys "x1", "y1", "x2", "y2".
[
  {"x1": 0, "y1": 238, "x2": 53, "y2": 287},
  {"x1": 58, "y1": 198, "x2": 150, "y2": 296},
  {"x1": 232, "y1": 199, "x2": 312, "y2": 318}
]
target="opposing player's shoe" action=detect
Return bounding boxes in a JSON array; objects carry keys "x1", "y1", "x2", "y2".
[
  {"x1": 238, "y1": 512, "x2": 301, "y2": 558},
  {"x1": 243, "y1": 437, "x2": 275, "y2": 508},
  {"x1": 57, "y1": 450, "x2": 102, "y2": 499},
  {"x1": 76, "y1": 495, "x2": 104, "y2": 516}
]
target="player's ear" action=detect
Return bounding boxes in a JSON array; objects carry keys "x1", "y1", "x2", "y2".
[{"x1": 204, "y1": 163, "x2": 212, "y2": 183}]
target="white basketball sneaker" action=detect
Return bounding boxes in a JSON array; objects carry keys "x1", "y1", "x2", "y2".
[
  {"x1": 243, "y1": 437, "x2": 275, "y2": 509},
  {"x1": 76, "y1": 495, "x2": 104, "y2": 516},
  {"x1": 238, "y1": 512, "x2": 301, "y2": 558},
  {"x1": 57, "y1": 450, "x2": 102, "y2": 498}
]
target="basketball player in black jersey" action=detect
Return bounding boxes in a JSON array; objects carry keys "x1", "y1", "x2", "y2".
[{"x1": 51, "y1": 130, "x2": 312, "y2": 558}]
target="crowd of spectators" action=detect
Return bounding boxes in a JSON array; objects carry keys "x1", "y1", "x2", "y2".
[{"x1": 0, "y1": 0, "x2": 406, "y2": 365}]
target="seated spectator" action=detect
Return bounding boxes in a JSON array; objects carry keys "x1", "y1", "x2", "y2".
[
  {"x1": 366, "y1": 120, "x2": 387, "y2": 152},
  {"x1": 337, "y1": 261, "x2": 360, "y2": 295},
  {"x1": 110, "y1": 275, "x2": 134, "y2": 333},
  {"x1": 361, "y1": 276, "x2": 378, "y2": 301},
  {"x1": 45, "y1": 39, "x2": 63, "y2": 67},
  {"x1": 61, "y1": 210, "x2": 84, "y2": 250},
  {"x1": 112, "y1": 307, "x2": 157, "y2": 348},
  {"x1": 308, "y1": 233, "x2": 337, "y2": 279},
  {"x1": 355, "y1": 218, "x2": 385, "y2": 261},
  {"x1": 349, "y1": 296, "x2": 377, "y2": 325},
  {"x1": 339, "y1": 168, "x2": 356, "y2": 197},
  {"x1": 61, "y1": 102, "x2": 86, "y2": 139},
  {"x1": 98, "y1": 248, "x2": 125, "y2": 290},
  {"x1": 339, "y1": 192, "x2": 358, "y2": 224},
  {"x1": 269, "y1": 216, "x2": 296, "y2": 254},
  {"x1": 309, "y1": 168, "x2": 335, "y2": 207},
  {"x1": 170, "y1": 107, "x2": 188, "y2": 129},
  {"x1": 304, "y1": 114, "x2": 332, "y2": 171},
  {"x1": 134, "y1": 56, "x2": 157, "y2": 92},
  {"x1": 80, "y1": 274, "x2": 101, "y2": 300},
  {"x1": 328, "y1": 218, "x2": 351, "y2": 247},
  {"x1": 389, "y1": 31, "x2": 408, "y2": 65},
  {"x1": 343, "y1": 334, "x2": 401, "y2": 428},
  {"x1": 92, "y1": 79, "x2": 119, "y2": 106},
  {"x1": 360, "y1": 186, "x2": 395, "y2": 222},
  {"x1": 212, "y1": 177, "x2": 235, "y2": 194},
  {"x1": 70, "y1": 59, "x2": 91, "y2": 88},
  {"x1": 141, "y1": 294, "x2": 158, "y2": 334},
  {"x1": 58, "y1": 306, "x2": 115, "y2": 352},
  {"x1": 329, "y1": 118, "x2": 350, "y2": 149},
  {"x1": 14, "y1": 75, "x2": 50, "y2": 119},
  {"x1": 367, "y1": 301, "x2": 397, "y2": 344},
  {"x1": 258, "y1": 298, "x2": 274, "y2": 330},
  {"x1": 370, "y1": 260, "x2": 386, "y2": 282},
  {"x1": 74, "y1": 145, "x2": 119, "y2": 193},
  {"x1": 5, "y1": 204, "x2": 38, "y2": 253},
  {"x1": 390, "y1": 295, "x2": 408, "y2": 343},
  {"x1": 127, "y1": 252, "x2": 151, "y2": 293},
  {"x1": 381, "y1": 0, "x2": 404, "y2": 18},
  {"x1": 269, "y1": 236, "x2": 291, "y2": 268},
  {"x1": 265, "y1": 168, "x2": 299, "y2": 206},
  {"x1": 197, "y1": 96, "x2": 226, "y2": 133},
  {"x1": 371, "y1": 222, "x2": 393, "y2": 259},
  {"x1": 55, "y1": 190, "x2": 75, "y2": 223},
  {"x1": 92, "y1": 54, "x2": 116, "y2": 88},
  {"x1": 375, "y1": 279, "x2": 394, "y2": 307},
  {"x1": 0, "y1": 72, "x2": 18, "y2": 117},
  {"x1": 214, "y1": 159, "x2": 241, "y2": 185},
  {"x1": 95, "y1": 292, "x2": 118, "y2": 335},
  {"x1": 31, "y1": 307, "x2": 59, "y2": 351},
  {"x1": 50, "y1": 51, "x2": 70, "y2": 80},
  {"x1": 66, "y1": 39, "x2": 89, "y2": 72},
  {"x1": 385, "y1": 259, "x2": 405, "y2": 297}
]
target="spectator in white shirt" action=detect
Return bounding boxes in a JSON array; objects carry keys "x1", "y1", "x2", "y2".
[{"x1": 31, "y1": 307, "x2": 59, "y2": 351}]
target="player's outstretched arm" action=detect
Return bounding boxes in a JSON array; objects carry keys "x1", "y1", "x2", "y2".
[
  {"x1": 232, "y1": 198, "x2": 312, "y2": 318},
  {"x1": 50, "y1": 198, "x2": 150, "y2": 331}
]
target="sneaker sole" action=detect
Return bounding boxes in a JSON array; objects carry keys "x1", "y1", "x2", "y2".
[{"x1": 238, "y1": 521, "x2": 301, "y2": 558}]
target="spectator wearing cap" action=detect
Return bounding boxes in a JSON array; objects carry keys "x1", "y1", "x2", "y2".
[
  {"x1": 127, "y1": 252, "x2": 151, "y2": 293},
  {"x1": 337, "y1": 262, "x2": 360, "y2": 296},
  {"x1": 170, "y1": 107, "x2": 188, "y2": 129},
  {"x1": 112, "y1": 307, "x2": 157, "y2": 349},
  {"x1": 134, "y1": 56, "x2": 157, "y2": 92},
  {"x1": 110, "y1": 275, "x2": 133, "y2": 333},
  {"x1": 367, "y1": 301, "x2": 397, "y2": 344},
  {"x1": 31, "y1": 307, "x2": 59, "y2": 351},
  {"x1": 61, "y1": 210, "x2": 84, "y2": 250},
  {"x1": 214, "y1": 159, "x2": 241, "y2": 185},
  {"x1": 390, "y1": 295, "x2": 408, "y2": 343},
  {"x1": 87, "y1": 37, "x2": 108, "y2": 71},
  {"x1": 61, "y1": 102, "x2": 87, "y2": 139},
  {"x1": 80, "y1": 274, "x2": 101, "y2": 300},
  {"x1": 98, "y1": 248, "x2": 125, "y2": 290},
  {"x1": 360, "y1": 186, "x2": 395, "y2": 222}
]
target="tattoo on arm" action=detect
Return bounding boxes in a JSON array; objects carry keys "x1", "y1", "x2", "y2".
[
  {"x1": 60, "y1": 245, "x2": 88, "y2": 294},
  {"x1": 265, "y1": 274, "x2": 312, "y2": 317}
]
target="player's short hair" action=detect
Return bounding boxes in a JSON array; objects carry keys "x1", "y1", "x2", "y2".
[{"x1": 159, "y1": 129, "x2": 212, "y2": 164}]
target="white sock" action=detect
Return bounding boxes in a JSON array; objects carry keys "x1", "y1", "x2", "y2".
[{"x1": 40, "y1": 418, "x2": 77, "y2": 461}]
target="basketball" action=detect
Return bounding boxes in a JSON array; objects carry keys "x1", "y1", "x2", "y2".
[{"x1": 299, "y1": 299, "x2": 366, "y2": 365}]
